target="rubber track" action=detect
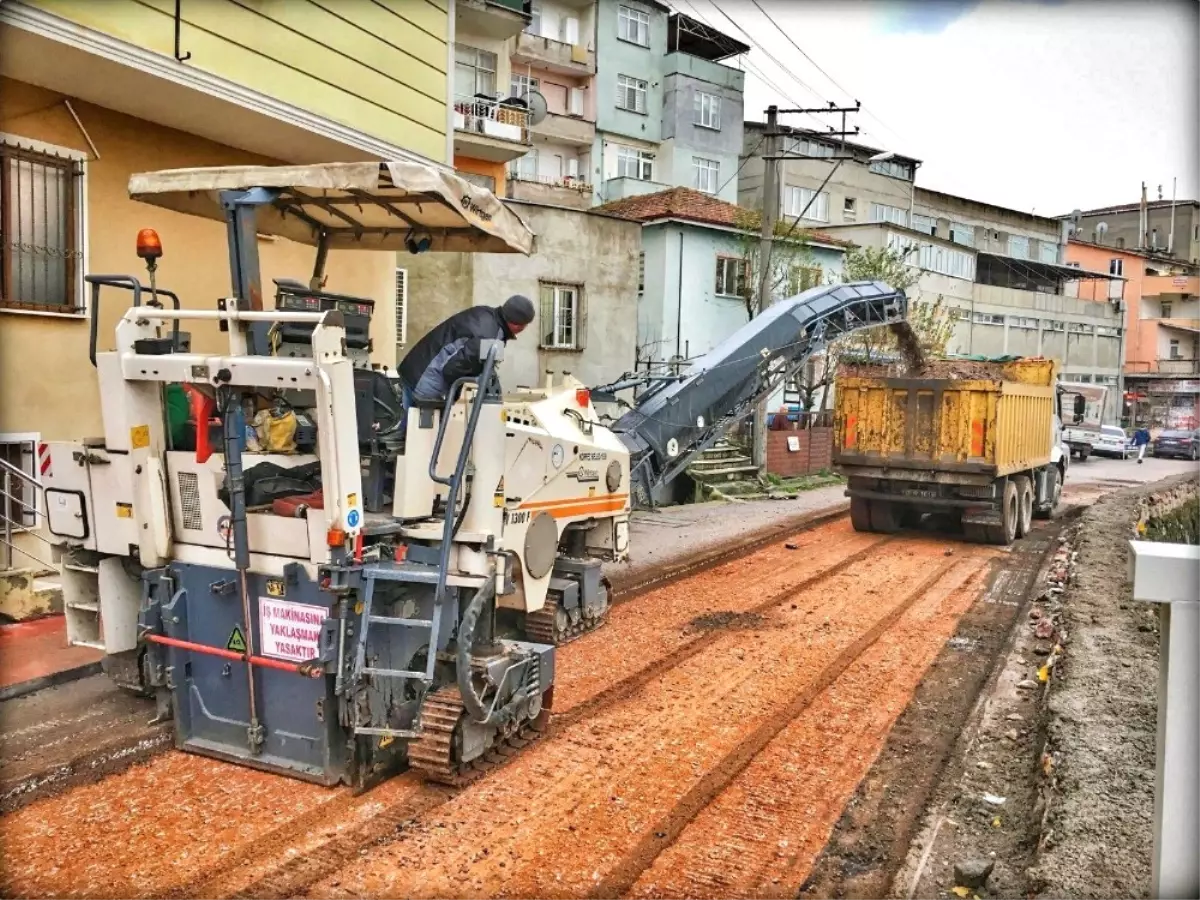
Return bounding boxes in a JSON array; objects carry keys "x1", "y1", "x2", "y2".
[
  {"x1": 194, "y1": 532, "x2": 886, "y2": 900},
  {"x1": 588, "y1": 556, "x2": 962, "y2": 899}
]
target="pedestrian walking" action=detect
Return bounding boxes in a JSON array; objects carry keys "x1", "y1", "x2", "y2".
[{"x1": 1132, "y1": 426, "x2": 1151, "y2": 463}]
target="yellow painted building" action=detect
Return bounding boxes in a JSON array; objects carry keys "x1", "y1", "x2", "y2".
[{"x1": 0, "y1": 0, "x2": 453, "y2": 570}]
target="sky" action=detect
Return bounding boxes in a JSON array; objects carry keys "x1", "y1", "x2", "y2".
[{"x1": 681, "y1": 0, "x2": 1199, "y2": 216}]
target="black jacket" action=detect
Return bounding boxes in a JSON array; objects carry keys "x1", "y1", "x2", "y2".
[{"x1": 398, "y1": 305, "x2": 514, "y2": 396}]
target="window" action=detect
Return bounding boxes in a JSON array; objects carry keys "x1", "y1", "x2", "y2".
[
  {"x1": 510, "y1": 150, "x2": 538, "y2": 181},
  {"x1": 0, "y1": 435, "x2": 39, "y2": 528},
  {"x1": 616, "y1": 74, "x2": 648, "y2": 113},
  {"x1": 1169, "y1": 338, "x2": 1181, "y2": 359},
  {"x1": 1047, "y1": 320, "x2": 1066, "y2": 332},
  {"x1": 910, "y1": 213, "x2": 935, "y2": 236},
  {"x1": 1012, "y1": 317, "x2": 1039, "y2": 329},
  {"x1": 886, "y1": 232, "x2": 976, "y2": 281},
  {"x1": 869, "y1": 158, "x2": 914, "y2": 180},
  {"x1": 539, "y1": 283, "x2": 584, "y2": 350},
  {"x1": 1007, "y1": 235, "x2": 1029, "y2": 259},
  {"x1": 454, "y1": 45, "x2": 497, "y2": 96},
  {"x1": 870, "y1": 203, "x2": 908, "y2": 227},
  {"x1": 973, "y1": 313, "x2": 1005, "y2": 325},
  {"x1": 637, "y1": 252, "x2": 645, "y2": 295},
  {"x1": 694, "y1": 91, "x2": 721, "y2": 129},
  {"x1": 786, "y1": 265, "x2": 823, "y2": 295},
  {"x1": 949, "y1": 306, "x2": 970, "y2": 321},
  {"x1": 526, "y1": 3, "x2": 541, "y2": 34},
  {"x1": 1068, "y1": 322, "x2": 1093, "y2": 334},
  {"x1": 1097, "y1": 325, "x2": 1120, "y2": 337},
  {"x1": 715, "y1": 256, "x2": 746, "y2": 297},
  {"x1": 1109, "y1": 258, "x2": 1123, "y2": 277},
  {"x1": 1039, "y1": 241, "x2": 1058, "y2": 264},
  {"x1": 1, "y1": 141, "x2": 85, "y2": 312},
  {"x1": 784, "y1": 186, "x2": 829, "y2": 223},
  {"x1": 510, "y1": 73, "x2": 540, "y2": 98},
  {"x1": 693, "y1": 157, "x2": 719, "y2": 194},
  {"x1": 844, "y1": 197, "x2": 857, "y2": 214},
  {"x1": 788, "y1": 137, "x2": 835, "y2": 159},
  {"x1": 395, "y1": 268, "x2": 408, "y2": 348},
  {"x1": 459, "y1": 171, "x2": 496, "y2": 192},
  {"x1": 949, "y1": 222, "x2": 974, "y2": 247},
  {"x1": 616, "y1": 146, "x2": 654, "y2": 180},
  {"x1": 1116, "y1": 237, "x2": 1126, "y2": 249},
  {"x1": 617, "y1": 5, "x2": 650, "y2": 46},
  {"x1": 1162, "y1": 301, "x2": 1173, "y2": 318}
]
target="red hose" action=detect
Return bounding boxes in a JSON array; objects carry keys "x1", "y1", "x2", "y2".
[{"x1": 145, "y1": 633, "x2": 320, "y2": 677}]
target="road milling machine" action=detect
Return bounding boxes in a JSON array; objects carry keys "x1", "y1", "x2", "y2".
[{"x1": 42, "y1": 161, "x2": 908, "y2": 788}]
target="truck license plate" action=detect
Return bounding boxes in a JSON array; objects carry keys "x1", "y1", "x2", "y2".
[{"x1": 903, "y1": 488, "x2": 937, "y2": 498}]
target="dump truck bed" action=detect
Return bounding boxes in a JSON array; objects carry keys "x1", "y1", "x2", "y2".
[{"x1": 833, "y1": 358, "x2": 1058, "y2": 481}]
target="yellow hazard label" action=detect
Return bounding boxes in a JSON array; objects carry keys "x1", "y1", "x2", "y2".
[
  {"x1": 588, "y1": 485, "x2": 597, "y2": 497},
  {"x1": 130, "y1": 424, "x2": 150, "y2": 450},
  {"x1": 379, "y1": 734, "x2": 395, "y2": 749},
  {"x1": 115, "y1": 502, "x2": 133, "y2": 519},
  {"x1": 226, "y1": 625, "x2": 247, "y2": 654},
  {"x1": 266, "y1": 578, "x2": 285, "y2": 597},
  {"x1": 347, "y1": 493, "x2": 358, "y2": 508}
]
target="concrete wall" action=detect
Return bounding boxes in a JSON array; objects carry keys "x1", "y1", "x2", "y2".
[
  {"x1": 913, "y1": 188, "x2": 1061, "y2": 259},
  {"x1": 659, "y1": 53, "x2": 743, "y2": 202},
  {"x1": 402, "y1": 202, "x2": 641, "y2": 388},
  {"x1": 0, "y1": 78, "x2": 393, "y2": 444}
]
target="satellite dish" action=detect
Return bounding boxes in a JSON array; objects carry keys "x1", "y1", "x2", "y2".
[
  {"x1": 524, "y1": 90, "x2": 549, "y2": 126},
  {"x1": 1097, "y1": 221, "x2": 1109, "y2": 235}
]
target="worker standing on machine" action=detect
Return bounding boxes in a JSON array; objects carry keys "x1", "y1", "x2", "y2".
[{"x1": 398, "y1": 295, "x2": 535, "y2": 401}]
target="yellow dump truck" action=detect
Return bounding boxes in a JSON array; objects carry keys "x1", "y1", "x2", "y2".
[{"x1": 833, "y1": 358, "x2": 1086, "y2": 545}]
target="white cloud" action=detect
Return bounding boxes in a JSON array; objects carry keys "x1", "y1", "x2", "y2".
[{"x1": 706, "y1": 0, "x2": 1198, "y2": 214}]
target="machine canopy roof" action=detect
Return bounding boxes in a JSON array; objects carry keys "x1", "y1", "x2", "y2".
[{"x1": 128, "y1": 161, "x2": 535, "y2": 255}]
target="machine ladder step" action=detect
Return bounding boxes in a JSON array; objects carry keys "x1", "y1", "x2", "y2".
[
  {"x1": 352, "y1": 726, "x2": 423, "y2": 739},
  {"x1": 361, "y1": 667, "x2": 431, "y2": 680},
  {"x1": 368, "y1": 615, "x2": 433, "y2": 628}
]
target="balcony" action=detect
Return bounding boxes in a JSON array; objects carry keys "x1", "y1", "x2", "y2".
[
  {"x1": 530, "y1": 111, "x2": 595, "y2": 147},
  {"x1": 456, "y1": 0, "x2": 530, "y2": 40},
  {"x1": 603, "y1": 176, "x2": 671, "y2": 202},
  {"x1": 1143, "y1": 274, "x2": 1200, "y2": 297},
  {"x1": 453, "y1": 95, "x2": 532, "y2": 162},
  {"x1": 1126, "y1": 359, "x2": 1200, "y2": 377},
  {"x1": 513, "y1": 31, "x2": 595, "y2": 75},
  {"x1": 506, "y1": 175, "x2": 593, "y2": 210},
  {"x1": 662, "y1": 51, "x2": 745, "y2": 92}
]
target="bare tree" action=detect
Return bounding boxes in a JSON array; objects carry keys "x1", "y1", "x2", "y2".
[{"x1": 733, "y1": 210, "x2": 823, "y2": 321}]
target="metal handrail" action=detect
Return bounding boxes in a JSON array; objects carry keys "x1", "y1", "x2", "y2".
[{"x1": 0, "y1": 457, "x2": 53, "y2": 571}]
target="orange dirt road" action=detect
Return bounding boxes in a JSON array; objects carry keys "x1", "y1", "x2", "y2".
[{"x1": 0, "y1": 519, "x2": 999, "y2": 900}]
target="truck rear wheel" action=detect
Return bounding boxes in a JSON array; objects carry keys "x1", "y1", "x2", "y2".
[
  {"x1": 870, "y1": 500, "x2": 901, "y2": 533},
  {"x1": 1013, "y1": 475, "x2": 1033, "y2": 538},
  {"x1": 988, "y1": 480, "x2": 1019, "y2": 546},
  {"x1": 850, "y1": 496, "x2": 873, "y2": 532}
]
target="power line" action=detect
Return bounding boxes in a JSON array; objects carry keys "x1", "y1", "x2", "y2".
[
  {"x1": 716, "y1": 133, "x2": 765, "y2": 197},
  {"x1": 744, "y1": 0, "x2": 910, "y2": 150}
]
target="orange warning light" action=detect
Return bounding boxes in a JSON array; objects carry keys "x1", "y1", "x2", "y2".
[
  {"x1": 575, "y1": 388, "x2": 590, "y2": 408},
  {"x1": 136, "y1": 228, "x2": 163, "y2": 261}
]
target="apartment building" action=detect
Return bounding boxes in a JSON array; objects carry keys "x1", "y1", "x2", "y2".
[
  {"x1": 1, "y1": 0, "x2": 452, "y2": 569},
  {"x1": 1067, "y1": 239, "x2": 1200, "y2": 429},
  {"x1": 1070, "y1": 197, "x2": 1200, "y2": 265},
  {"x1": 590, "y1": 0, "x2": 748, "y2": 206}
]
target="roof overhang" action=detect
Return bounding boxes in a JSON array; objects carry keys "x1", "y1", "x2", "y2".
[
  {"x1": 976, "y1": 251, "x2": 1121, "y2": 282},
  {"x1": 639, "y1": 216, "x2": 848, "y2": 252},
  {"x1": 128, "y1": 162, "x2": 535, "y2": 254},
  {"x1": 0, "y1": 2, "x2": 446, "y2": 167}
]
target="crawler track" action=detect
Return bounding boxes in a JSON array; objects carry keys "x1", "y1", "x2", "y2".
[{"x1": 0, "y1": 519, "x2": 1002, "y2": 900}]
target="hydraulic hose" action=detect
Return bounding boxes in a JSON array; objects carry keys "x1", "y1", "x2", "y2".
[{"x1": 456, "y1": 578, "x2": 532, "y2": 727}]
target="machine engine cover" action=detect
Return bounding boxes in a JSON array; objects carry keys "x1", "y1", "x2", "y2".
[{"x1": 523, "y1": 511, "x2": 558, "y2": 579}]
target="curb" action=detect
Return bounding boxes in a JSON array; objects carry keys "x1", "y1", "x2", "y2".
[{"x1": 0, "y1": 661, "x2": 103, "y2": 703}]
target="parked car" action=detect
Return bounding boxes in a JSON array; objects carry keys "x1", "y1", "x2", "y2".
[
  {"x1": 1092, "y1": 425, "x2": 1134, "y2": 459},
  {"x1": 1152, "y1": 428, "x2": 1200, "y2": 460}
]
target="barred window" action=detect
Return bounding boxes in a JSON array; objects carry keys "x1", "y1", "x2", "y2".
[{"x1": 1, "y1": 141, "x2": 84, "y2": 312}]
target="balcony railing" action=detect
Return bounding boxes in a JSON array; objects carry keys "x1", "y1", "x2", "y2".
[
  {"x1": 513, "y1": 31, "x2": 596, "y2": 72},
  {"x1": 453, "y1": 95, "x2": 531, "y2": 145},
  {"x1": 1126, "y1": 359, "x2": 1200, "y2": 376},
  {"x1": 1143, "y1": 274, "x2": 1200, "y2": 296},
  {"x1": 506, "y1": 175, "x2": 593, "y2": 209}
]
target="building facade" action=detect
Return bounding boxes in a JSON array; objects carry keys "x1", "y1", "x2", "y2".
[
  {"x1": 1069, "y1": 198, "x2": 1200, "y2": 266},
  {"x1": 588, "y1": 1, "x2": 747, "y2": 206},
  {"x1": 0, "y1": 0, "x2": 454, "y2": 569},
  {"x1": 400, "y1": 201, "x2": 641, "y2": 389},
  {"x1": 1067, "y1": 239, "x2": 1200, "y2": 430},
  {"x1": 596, "y1": 187, "x2": 846, "y2": 371}
]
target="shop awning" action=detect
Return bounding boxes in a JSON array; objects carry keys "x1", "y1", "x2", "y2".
[{"x1": 128, "y1": 161, "x2": 536, "y2": 255}]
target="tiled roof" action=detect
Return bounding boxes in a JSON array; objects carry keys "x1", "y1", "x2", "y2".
[{"x1": 594, "y1": 187, "x2": 849, "y2": 246}]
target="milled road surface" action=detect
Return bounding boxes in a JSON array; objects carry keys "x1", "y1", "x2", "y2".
[{"x1": 1, "y1": 456, "x2": 1191, "y2": 900}]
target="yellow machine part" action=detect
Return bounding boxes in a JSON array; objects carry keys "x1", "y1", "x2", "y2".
[{"x1": 833, "y1": 359, "x2": 1059, "y2": 477}]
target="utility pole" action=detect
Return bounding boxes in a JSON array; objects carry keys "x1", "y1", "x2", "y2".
[{"x1": 750, "y1": 101, "x2": 863, "y2": 471}]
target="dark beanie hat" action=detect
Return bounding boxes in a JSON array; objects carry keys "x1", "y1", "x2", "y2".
[{"x1": 501, "y1": 294, "x2": 535, "y2": 326}]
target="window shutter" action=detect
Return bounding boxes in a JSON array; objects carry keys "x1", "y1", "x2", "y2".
[
  {"x1": 569, "y1": 87, "x2": 584, "y2": 117},
  {"x1": 567, "y1": 157, "x2": 580, "y2": 178},
  {"x1": 395, "y1": 268, "x2": 408, "y2": 348}
]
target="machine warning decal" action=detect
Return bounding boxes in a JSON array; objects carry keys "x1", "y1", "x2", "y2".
[
  {"x1": 506, "y1": 509, "x2": 531, "y2": 526},
  {"x1": 115, "y1": 502, "x2": 133, "y2": 519},
  {"x1": 259, "y1": 597, "x2": 326, "y2": 663},
  {"x1": 551, "y1": 444, "x2": 565, "y2": 469},
  {"x1": 347, "y1": 493, "x2": 358, "y2": 508},
  {"x1": 226, "y1": 625, "x2": 247, "y2": 654},
  {"x1": 266, "y1": 578, "x2": 286, "y2": 597},
  {"x1": 130, "y1": 425, "x2": 150, "y2": 450},
  {"x1": 493, "y1": 476, "x2": 505, "y2": 508},
  {"x1": 347, "y1": 509, "x2": 361, "y2": 528}
]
